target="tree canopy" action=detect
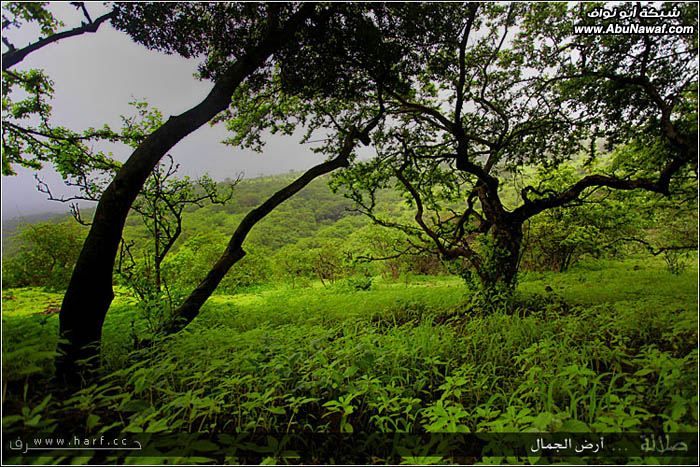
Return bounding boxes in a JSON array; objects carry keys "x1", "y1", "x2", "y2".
[
  {"x1": 324, "y1": 2, "x2": 698, "y2": 291},
  {"x1": 204, "y1": 2, "x2": 696, "y2": 294}
]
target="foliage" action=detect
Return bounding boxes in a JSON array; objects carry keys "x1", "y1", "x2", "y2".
[
  {"x1": 4, "y1": 156, "x2": 694, "y2": 295},
  {"x1": 1, "y1": 61, "x2": 118, "y2": 178},
  {"x1": 2, "y1": 2, "x2": 63, "y2": 37},
  {"x1": 160, "y1": 233, "x2": 273, "y2": 295},
  {"x1": 1, "y1": 2, "x2": 120, "y2": 176},
  {"x1": 2, "y1": 221, "x2": 85, "y2": 290},
  {"x1": 271, "y1": 243, "x2": 316, "y2": 287},
  {"x1": 525, "y1": 2, "x2": 698, "y2": 151},
  {"x1": 346, "y1": 275, "x2": 372, "y2": 291},
  {"x1": 347, "y1": 223, "x2": 447, "y2": 280},
  {"x1": 14, "y1": 98, "x2": 239, "y2": 324},
  {"x1": 2, "y1": 256, "x2": 697, "y2": 463},
  {"x1": 326, "y1": 2, "x2": 697, "y2": 294},
  {"x1": 642, "y1": 188, "x2": 698, "y2": 275},
  {"x1": 1, "y1": 4, "x2": 698, "y2": 463},
  {"x1": 520, "y1": 160, "x2": 645, "y2": 272}
]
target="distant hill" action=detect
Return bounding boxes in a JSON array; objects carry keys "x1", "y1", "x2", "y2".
[
  {"x1": 0, "y1": 171, "x2": 381, "y2": 259},
  {"x1": 2, "y1": 210, "x2": 79, "y2": 258},
  {"x1": 0, "y1": 169, "x2": 413, "y2": 264}
]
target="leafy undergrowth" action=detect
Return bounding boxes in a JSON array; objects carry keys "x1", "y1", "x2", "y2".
[{"x1": 2, "y1": 257, "x2": 697, "y2": 464}]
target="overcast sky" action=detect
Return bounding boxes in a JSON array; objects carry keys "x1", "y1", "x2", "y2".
[{"x1": 1, "y1": 3, "x2": 330, "y2": 219}]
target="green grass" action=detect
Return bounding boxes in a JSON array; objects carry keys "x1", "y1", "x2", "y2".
[{"x1": 2, "y1": 256, "x2": 697, "y2": 464}]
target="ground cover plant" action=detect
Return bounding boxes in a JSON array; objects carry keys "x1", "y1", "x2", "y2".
[
  {"x1": 2, "y1": 1, "x2": 698, "y2": 465},
  {"x1": 2, "y1": 254, "x2": 697, "y2": 464}
]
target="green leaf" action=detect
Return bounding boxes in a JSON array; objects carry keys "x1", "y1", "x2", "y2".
[
  {"x1": 559, "y1": 419, "x2": 589, "y2": 432},
  {"x1": 118, "y1": 400, "x2": 150, "y2": 412},
  {"x1": 267, "y1": 406, "x2": 286, "y2": 415},
  {"x1": 343, "y1": 365, "x2": 359, "y2": 378},
  {"x1": 85, "y1": 413, "x2": 100, "y2": 430},
  {"x1": 190, "y1": 440, "x2": 219, "y2": 452}
]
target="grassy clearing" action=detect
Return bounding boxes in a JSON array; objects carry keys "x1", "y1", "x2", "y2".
[{"x1": 2, "y1": 256, "x2": 697, "y2": 464}]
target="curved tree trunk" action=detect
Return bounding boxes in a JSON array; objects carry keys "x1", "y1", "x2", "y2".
[
  {"x1": 55, "y1": 7, "x2": 315, "y2": 383},
  {"x1": 470, "y1": 182, "x2": 523, "y2": 293},
  {"x1": 165, "y1": 127, "x2": 368, "y2": 335}
]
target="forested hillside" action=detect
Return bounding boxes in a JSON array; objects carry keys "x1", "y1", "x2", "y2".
[
  {"x1": 5, "y1": 165, "x2": 696, "y2": 294},
  {"x1": 2, "y1": 211, "x2": 71, "y2": 258}
]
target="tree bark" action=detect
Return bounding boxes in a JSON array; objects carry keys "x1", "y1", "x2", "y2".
[
  {"x1": 482, "y1": 221, "x2": 523, "y2": 291},
  {"x1": 165, "y1": 128, "x2": 364, "y2": 334},
  {"x1": 55, "y1": 7, "x2": 315, "y2": 383}
]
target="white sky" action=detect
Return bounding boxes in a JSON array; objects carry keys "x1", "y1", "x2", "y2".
[{"x1": 1, "y1": 2, "x2": 328, "y2": 219}]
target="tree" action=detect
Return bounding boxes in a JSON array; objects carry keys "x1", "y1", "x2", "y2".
[
  {"x1": 2, "y1": 2, "x2": 118, "y2": 175},
  {"x1": 4, "y1": 2, "x2": 448, "y2": 374},
  {"x1": 165, "y1": 122, "x2": 381, "y2": 334},
  {"x1": 32, "y1": 100, "x2": 236, "y2": 300},
  {"x1": 49, "y1": 3, "x2": 319, "y2": 380},
  {"x1": 117, "y1": 154, "x2": 235, "y2": 299},
  {"x1": 49, "y1": 1, "x2": 420, "y2": 376},
  {"x1": 519, "y1": 159, "x2": 645, "y2": 272},
  {"x1": 3, "y1": 2, "x2": 401, "y2": 378},
  {"x1": 114, "y1": 103, "x2": 236, "y2": 299},
  {"x1": 159, "y1": 3, "x2": 450, "y2": 333},
  {"x1": 347, "y1": 223, "x2": 444, "y2": 280},
  {"x1": 595, "y1": 140, "x2": 698, "y2": 274},
  {"x1": 1, "y1": 221, "x2": 85, "y2": 291},
  {"x1": 161, "y1": 233, "x2": 273, "y2": 295},
  {"x1": 2, "y1": 2, "x2": 114, "y2": 71},
  {"x1": 273, "y1": 243, "x2": 317, "y2": 287},
  {"x1": 330, "y1": 2, "x2": 697, "y2": 297},
  {"x1": 5, "y1": 1, "x2": 695, "y2": 379}
]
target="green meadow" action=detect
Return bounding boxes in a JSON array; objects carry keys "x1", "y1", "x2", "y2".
[{"x1": 3, "y1": 255, "x2": 696, "y2": 464}]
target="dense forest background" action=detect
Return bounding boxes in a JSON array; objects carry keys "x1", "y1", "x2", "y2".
[{"x1": 3, "y1": 164, "x2": 697, "y2": 295}]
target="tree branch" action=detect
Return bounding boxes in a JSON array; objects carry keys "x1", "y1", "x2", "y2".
[
  {"x1": 166, "y1": 108, "x2": 385, "y2": 334},
  {"x1": 515, "y1": 155, "x2": 687, "y2": 222},
  {"x1": 604, "y1": 236, "x2": 697, "y2": 256},
  {"x1": 355, "y1": 245, "x2": 414, "y2": 263},
  {"x1": 454, "y1": 4, "x2": 478, "y2": 133},
  {"x1": 3, "y1": 10, "x2": 116, "y2": 70}
]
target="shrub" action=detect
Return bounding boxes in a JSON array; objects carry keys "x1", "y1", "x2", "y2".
[{"x1": 2, "y1": 221, "x2": 85, "y2": 291}]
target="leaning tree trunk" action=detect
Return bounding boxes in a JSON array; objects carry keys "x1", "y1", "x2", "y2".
[
  {"x1": 165, "y1": 127, "x2": 369, "y2": 335},
  {"x1": 55, "y1": 8, "x2": 314, "y2": 383}
]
